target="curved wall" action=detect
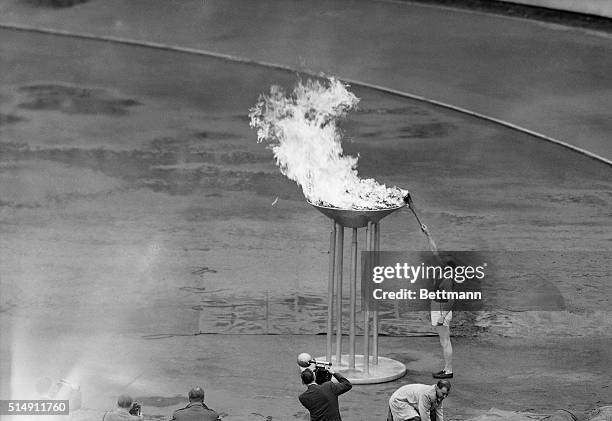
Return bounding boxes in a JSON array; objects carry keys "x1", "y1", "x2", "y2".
[{"x1": 499, "y1": 0, "x2": 612, "y2": 18}]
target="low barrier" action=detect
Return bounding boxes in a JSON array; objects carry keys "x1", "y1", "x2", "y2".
[{"x1": 500, "y1": 0, "x2": 612, "y2": 19}]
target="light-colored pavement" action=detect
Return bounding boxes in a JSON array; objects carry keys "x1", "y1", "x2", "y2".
[
  {"x1": 4, "y1": 329, "x2": 612, "y2": 420},
  {"x1": 0, "y1": 0, "x2": 611, "y2": 161}
]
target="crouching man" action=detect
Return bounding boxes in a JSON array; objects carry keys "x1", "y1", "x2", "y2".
[{"x1": 387, "y1": 380, "x2": 451, "y2": 421}]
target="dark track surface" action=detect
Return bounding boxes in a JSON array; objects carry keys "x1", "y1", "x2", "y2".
[{"x1": 1, "y1": 0, "x2": 611, "y2": 161}]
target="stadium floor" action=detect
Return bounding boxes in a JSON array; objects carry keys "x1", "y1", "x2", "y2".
[{"x1": 0, "y1": 2, "x2": 611, "y2": 420}]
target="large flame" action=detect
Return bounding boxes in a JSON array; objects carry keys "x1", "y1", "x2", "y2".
[{"x1": 249, "y1": 78, "x2": 407, "y2": 209}]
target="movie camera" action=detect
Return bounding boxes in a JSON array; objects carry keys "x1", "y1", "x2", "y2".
[{"x1": 297, "y1": 353, "x2": 333, "y2": 385}]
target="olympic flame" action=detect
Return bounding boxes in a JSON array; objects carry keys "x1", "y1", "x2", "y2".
[{"x1": 249, "y1": 78, "x2": 407, "y2": 209}]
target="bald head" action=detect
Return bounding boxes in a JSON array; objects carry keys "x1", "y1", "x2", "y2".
[{"x1": 188, "y1": 387, "x2": 205, "y2": 402}]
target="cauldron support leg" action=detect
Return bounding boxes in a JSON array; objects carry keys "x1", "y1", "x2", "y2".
[
  {"x1": 349, "y1": 227, "x2": 358, "y2": 369},
  {"x1": 373, "y1": 223, "x2": 380, "y2": 365},
  {"x1": 327, "y1": 221, "x2": 336, "y2": 362},
  {"x1": 363, "y1": 221, "x2": 374, "y2": 374},
  {"x1": 335, "y1": 222, "x2": 344, "y2": 365}
]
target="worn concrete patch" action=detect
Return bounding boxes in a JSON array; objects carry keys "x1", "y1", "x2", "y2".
[
  {"x1": 0, "y1": 160, "x2": 122, "y2": 207},
  {"x1": 18, "y1": 83, "x2": 141, "y2": 116},
  {"x1": 0, "y1": 112, "x2": 27, "y2": 126}
]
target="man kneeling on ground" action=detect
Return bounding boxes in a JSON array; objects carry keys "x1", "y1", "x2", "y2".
[{"x1": 387, "y1": 380, "x2": 451, "y2": 421}]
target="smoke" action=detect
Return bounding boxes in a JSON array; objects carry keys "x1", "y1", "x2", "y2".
[{"x1": 249, "y1": 78, "x2": 407, "y2": 209}]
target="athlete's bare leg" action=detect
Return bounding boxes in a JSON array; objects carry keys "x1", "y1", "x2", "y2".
[{"x1": 436, "y1": 325, "x2": 453, "y2": 374}]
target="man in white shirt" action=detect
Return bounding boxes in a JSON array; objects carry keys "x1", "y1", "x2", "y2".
[{"x1": 387, "y1": 380, "x2": 451, "y2": 421}]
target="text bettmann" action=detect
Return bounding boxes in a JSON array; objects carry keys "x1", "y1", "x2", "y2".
[{"x1": 373, "y1": 289, "x2": 481, "y2": 300}]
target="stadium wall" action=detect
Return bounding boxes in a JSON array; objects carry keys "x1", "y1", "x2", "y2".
[{"x1": 498, "y1": 0, "x2": 612, "y2": 18}]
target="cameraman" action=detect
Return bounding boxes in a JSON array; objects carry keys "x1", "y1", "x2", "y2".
[
  {"x1": 298, "y1": 366, "x2": 352, "y2": 421},
  {"x1": 102, "y1": 395, "x2": 143, "y2": 421}
]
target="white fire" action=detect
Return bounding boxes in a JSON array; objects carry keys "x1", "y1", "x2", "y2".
[{"x1": 249, "y1": 78, "x2": 407, "y2": 210}]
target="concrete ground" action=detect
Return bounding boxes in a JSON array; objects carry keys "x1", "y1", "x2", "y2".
[{"x1": 0, "y1": 2, "x2": 611, "y2": 420}]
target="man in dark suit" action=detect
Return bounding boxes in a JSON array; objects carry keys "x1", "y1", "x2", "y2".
[
  {"x1": 170, "y1": 387, "x2": 220, "y2": 421},
  {"x1": 298, "y1": 367, "x2": 352, "y2": 421}
]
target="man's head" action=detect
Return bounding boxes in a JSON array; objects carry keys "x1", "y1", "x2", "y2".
[
  {"x1": 435, "y1": 380, "x2": 451, "y2": 400},
  {"x1": 188, "y1": 387, "x2": 205, "y2": 403},
  {"x1": 117, "y1": 394, "x2": 134, "y2": 409},
  {"x1": 300, "y1": 368, "x2": 316, "y2": 385}
]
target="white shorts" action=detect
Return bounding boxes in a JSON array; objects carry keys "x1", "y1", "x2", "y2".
[{"x1": 431, "y1": 310, "x2": 452, "y2": 327}]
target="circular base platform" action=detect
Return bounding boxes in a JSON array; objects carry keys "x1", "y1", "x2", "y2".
[{"x1": 317, "y1": 354, "x2": 406, "y2": 384}]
